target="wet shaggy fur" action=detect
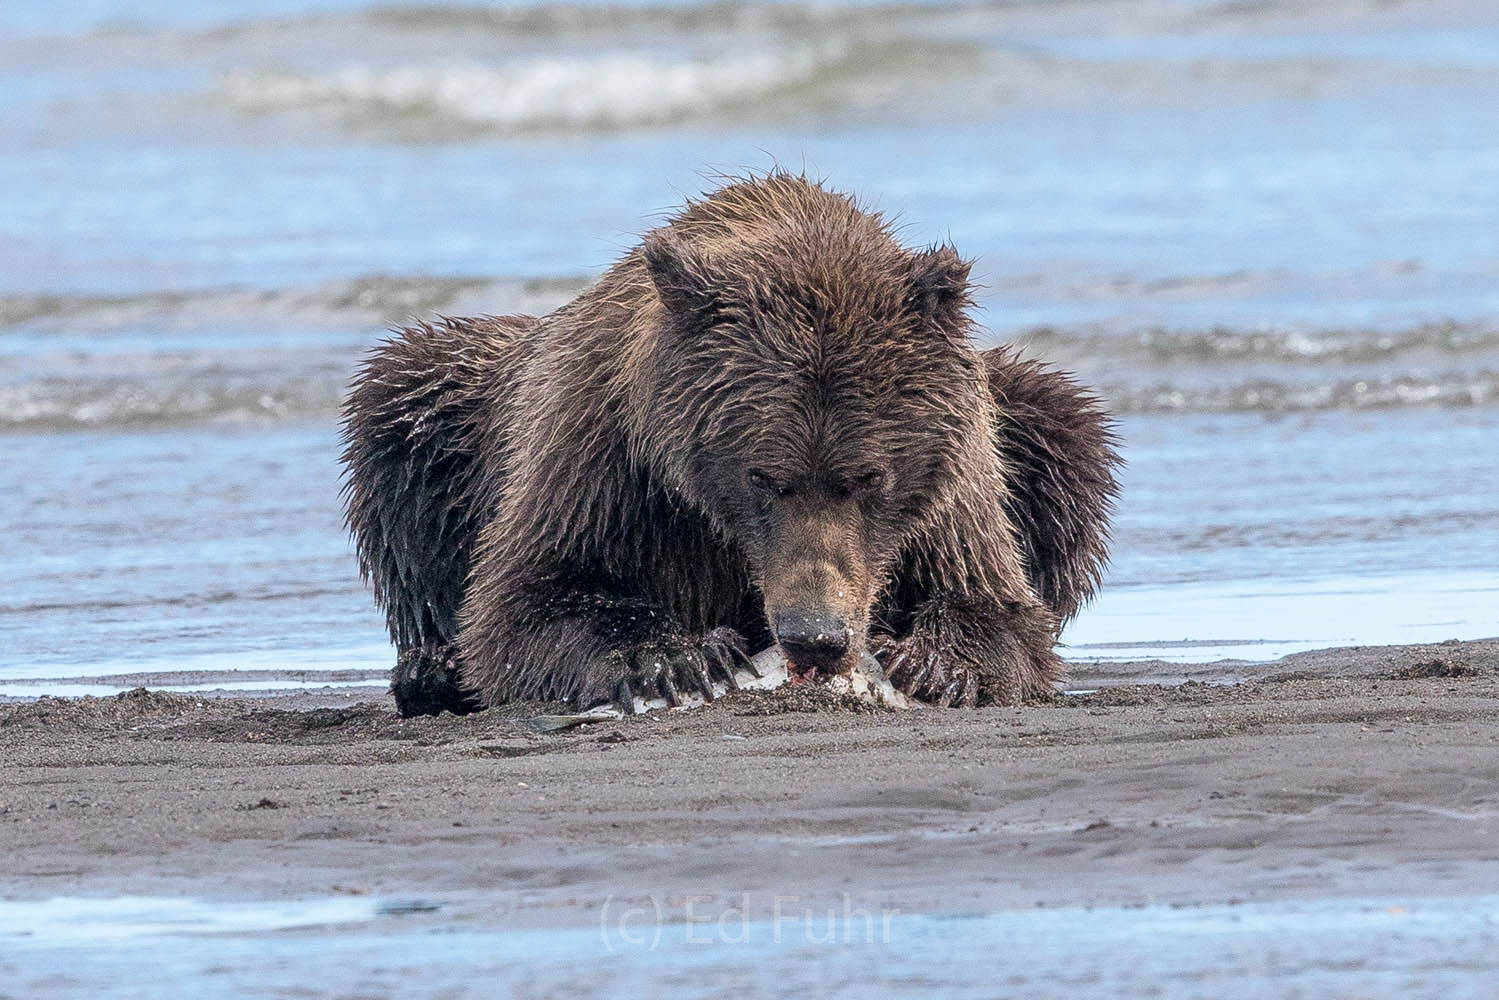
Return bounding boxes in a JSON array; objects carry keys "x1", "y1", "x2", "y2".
[{"x1": 342, "y1": 173, "x2": 1120, "y2": 717}]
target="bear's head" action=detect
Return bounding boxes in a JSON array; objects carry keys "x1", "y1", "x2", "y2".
[{"x1": 632, "y1": 197, "x2": 992, "y2": 676}]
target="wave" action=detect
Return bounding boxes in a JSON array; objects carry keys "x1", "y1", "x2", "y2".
[
  {"x1": 1102, "y1": 372, "x2": 1499, "y2": 414},
  {"x1": 0, "y1": 376, "x2": 344, "y2": 431},
  {"x1": 53, "y1": 0, "x2": 1496, "y2": 46},
  {"x1": 8, "y1": 368, "x2": 1495, "y2": 431},
  {"x1": 217, "y1": 38, "x2": 968, "y2": 133},
  {"x1": 213, "y1": 44, "x2": 1499, "y2": 138},
  {"x1": 36, "y1": 1, "x2": 965, "y2": 45},
  {"x1": 12, "y1": 277, "x2": 1497, "y2": 365},
  {"x1": 358, "y1": 1, "x2": 930, "y2": 39},
  {"x1": 5, "y1": 275, "x2": 1499, "y2": 427},
  {"x1": 12, "y1": 0, "x2": 1493, "y2": 143},
  {"x1": 6, "y1": 356, "x2": 1498, "y2": 435},
  {"x1": 0, "y1": 275, "x2": 589, "y2": 331},
  {"x1": 1012, "y1": 321, "x2": 1499, "y2": 366}
]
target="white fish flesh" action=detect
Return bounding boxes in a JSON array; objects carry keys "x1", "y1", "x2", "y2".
[{"x1": 527, "y1": 647, "x2": 914, "y2": 731}]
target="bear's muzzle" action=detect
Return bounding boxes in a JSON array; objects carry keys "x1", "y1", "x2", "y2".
[{"x1": 772, "y1": 608, "x2": 853, "y2": 674}]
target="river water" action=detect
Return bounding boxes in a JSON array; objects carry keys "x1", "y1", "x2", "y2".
[
  {"x1": 4, "y1": 893, "x2": 1498, "y2": 998},
  {"x1": 2, "y1": 0, "x2": 1496, "y2": 698}
]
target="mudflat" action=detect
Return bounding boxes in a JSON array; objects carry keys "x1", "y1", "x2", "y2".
[{"x1": 3, "y1": 639, "x2": 1497, "y2": 922}]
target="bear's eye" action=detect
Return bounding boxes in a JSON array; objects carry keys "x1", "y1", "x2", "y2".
[
  {"x1": 829, "y1": 470, "x2": 884, "y2": 501},
  {"x1": 748, "y1": 469, "x2": 788, "y2": 498}
]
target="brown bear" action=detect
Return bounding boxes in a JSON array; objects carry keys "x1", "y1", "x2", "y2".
[{"x1": 341, "y1": 172, "x2": 1120, "y2": 717}]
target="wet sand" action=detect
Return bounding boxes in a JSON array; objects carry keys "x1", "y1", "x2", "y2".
[{"x1": 4, "y1": 638, "x2": 1498, "y2": 926}]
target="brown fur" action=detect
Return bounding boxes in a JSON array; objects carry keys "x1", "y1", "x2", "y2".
[{"x1": 341, "y1": 173, "x2": 1121, "y2": 716}]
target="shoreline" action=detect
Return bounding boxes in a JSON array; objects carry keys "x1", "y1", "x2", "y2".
[
  {"x1": 3, "y1": 637, "x2": 1497, "y2": 919},
  {"x1": 6, "y1": 623, "x2": 1492, "y2": 705}
]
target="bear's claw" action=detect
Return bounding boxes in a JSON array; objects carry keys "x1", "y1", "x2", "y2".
[
  {"x1": 616, "y1": 627, "x2": 749, "y2": 711},
  {"x1": 873, "y1": 636, "x2": 981, "y2": 708}
]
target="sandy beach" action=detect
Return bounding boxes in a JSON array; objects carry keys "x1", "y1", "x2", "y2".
[{"x1": 6, "y1": 638, "x2": 1497, "y2": 919}]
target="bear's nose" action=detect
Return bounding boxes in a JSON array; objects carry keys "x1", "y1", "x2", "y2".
[{"x1": 773, "y1": 610, "x2": 850, "y2": 673}]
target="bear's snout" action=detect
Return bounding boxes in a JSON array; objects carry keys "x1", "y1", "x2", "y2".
[
  {"x1": 773, "y1": 608, "x2": 852, "y2": 674},
  {"x1": 760, "y1": 513, "x2": 872, "y2": 675}
]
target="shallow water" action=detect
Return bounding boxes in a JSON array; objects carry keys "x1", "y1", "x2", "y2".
[
  {"x1": 2, "y1": 0, "x2": 1497, "y2": 698},
  {"x1": 3, "y1": 893, "x2": 1497, "y2": 998},
  {"x1": 2, "y1": 410, "x2": 1494, "y2": 697}
]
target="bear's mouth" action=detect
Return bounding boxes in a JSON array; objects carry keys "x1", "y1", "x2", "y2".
[
  {"x1": 785, "y1": 656, "x2": 820, "y2": 685},
  {"x1": 781, "y1": 647, "x2": 862, "y2": 685}
]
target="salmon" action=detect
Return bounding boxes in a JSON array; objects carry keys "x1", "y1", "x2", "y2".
[{"x1": 528, "y1": 648, "x2": 914, "y2": 731}]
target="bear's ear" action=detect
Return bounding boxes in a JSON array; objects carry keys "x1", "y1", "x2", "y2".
[
  {"x1": 642, "y1": 231, "x2": 721, "y2": 325},
  {"x1": 906, "y1": 244, "x2": 972, "y2": 329}
]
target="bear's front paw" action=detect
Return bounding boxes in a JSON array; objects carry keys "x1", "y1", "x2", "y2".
[
  {"x1": 869, "y1": 634, "x2": 981, "y2": 707},
  {"x1": 391, "y1": 644, "x2": 482, "y2": 718},
  {"x1": 613, "y1": 627, "x2": 751, "y2": 710}
]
